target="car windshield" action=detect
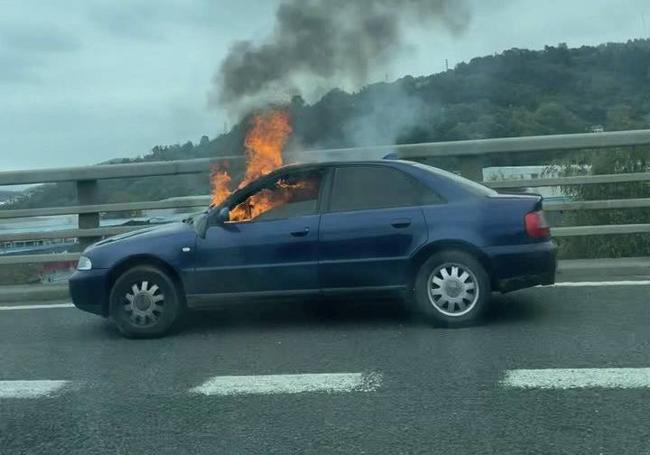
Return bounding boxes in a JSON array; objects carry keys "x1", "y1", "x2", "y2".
[{"x1": 2, "y1": 1, "x2": 649, "y2": 454}]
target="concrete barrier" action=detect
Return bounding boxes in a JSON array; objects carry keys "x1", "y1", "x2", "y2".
[{"x1": 0, "y1": 284, "x2": 70, "y2": 303}]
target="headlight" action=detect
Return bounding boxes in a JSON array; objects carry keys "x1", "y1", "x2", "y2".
[{"x1": 77, "y1": 256, "x2": 92, "y2": 271}]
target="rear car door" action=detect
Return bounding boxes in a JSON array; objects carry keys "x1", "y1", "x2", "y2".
[
  {"x1": 190, "y1": 168, "x2": 326, "y2": 299},
  {"x1": 318, "y1": 164, "x2": 430, "y2": 291}
]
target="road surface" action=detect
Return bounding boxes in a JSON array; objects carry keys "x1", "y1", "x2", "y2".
[{"x1": 1, "y1": 284, "x2": 649, "y2": 454}]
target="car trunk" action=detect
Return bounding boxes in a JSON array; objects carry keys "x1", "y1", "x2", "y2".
[{"x1": 485, "y1": 193, "x2": 550, "y2": 243}]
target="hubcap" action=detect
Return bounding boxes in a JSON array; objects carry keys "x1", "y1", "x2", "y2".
[
  {"x1": 124, "y1": 281, "x2": 165, "y2": 327},
  {"x1": 427, "y1": 263, "x2": 479, "y2": 317}
]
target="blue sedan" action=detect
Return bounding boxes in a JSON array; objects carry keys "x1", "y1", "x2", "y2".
[{"x1": 69, "y1": 160, "x2": 556, "y2": 337}]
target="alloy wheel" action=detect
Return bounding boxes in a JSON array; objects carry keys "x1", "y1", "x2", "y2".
[
  {"x1": 427, "y1": 263, "x2": 480, "y2": 317},
  {"x1": 123, "y1": 280, "x2": 165, "y2": 327}
]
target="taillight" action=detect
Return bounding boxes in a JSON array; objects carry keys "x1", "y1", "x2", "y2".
[{"x1": 525, "y1": 210, "x2": 550, "y2": 238}]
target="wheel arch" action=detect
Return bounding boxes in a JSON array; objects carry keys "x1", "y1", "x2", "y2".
[
  {"x1": 410, "y1": 240, "x2": 494, "y2": 289},
  {"x1": 107, "y1": 255, "x2": 186, "y2": 311}
]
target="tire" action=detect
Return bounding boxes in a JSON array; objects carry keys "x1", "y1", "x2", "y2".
[
  {"x1": 414, "y1": 250, "x2": 490, "y2": 327},
  {"x1": 109, "y1": 265, "x2": 183, "y2": 338}
]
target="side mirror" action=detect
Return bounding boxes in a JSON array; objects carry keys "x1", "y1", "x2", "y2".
[
  {"x1": 196, "y1": 207, "x2": 230, "y2": 239},
  {"x1": 216, "y1": 206, "x2": 230, "y2": 224}
]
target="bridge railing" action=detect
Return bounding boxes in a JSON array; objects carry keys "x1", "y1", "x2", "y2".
[{"x1": 1, "y1": 129, "x2": 650, "y2": 267}]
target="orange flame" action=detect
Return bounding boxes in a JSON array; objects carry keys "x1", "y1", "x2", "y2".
[
  {"x1": 210, "y1": 110, "x2": 293, "y2": 217},
  {"x1": 240, "y1": 110, "x2": 292, "y2": 189},
  {"x1": 210, "y1": 168, "x2": 232, "y2": 207},
  {"x1": 228, "y1": 178, "x2": 316, "y2": 222}
]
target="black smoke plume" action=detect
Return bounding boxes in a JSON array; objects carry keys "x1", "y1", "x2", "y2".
[{"x1": 212, "y1": 0, "x2": 470, "y2": 115}]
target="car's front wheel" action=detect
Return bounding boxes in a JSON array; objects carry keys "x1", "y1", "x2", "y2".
[
  {"x1": 109, "y1": 265, "x2": 182, "y2": 338},
  {"x1": 414, "y1": 250, "x2": 490, "y2": 327}
]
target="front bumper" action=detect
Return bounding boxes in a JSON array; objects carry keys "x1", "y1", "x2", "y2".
[
  {"x1": 485, "y1": 240, "x2": 557, "y2": 293},
  {"x1": 69, "y1": 269, "x2": 110, "y2": 316}
]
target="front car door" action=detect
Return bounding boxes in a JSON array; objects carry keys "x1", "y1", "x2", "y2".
[
  {"x1": 319, "y1": 164, "x2": 439, "y2": 292},
  {"x1": 188, "y1": 167, "x2": 327, "y2": 303}
]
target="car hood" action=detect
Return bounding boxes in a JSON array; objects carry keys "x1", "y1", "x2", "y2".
[{"x1": 91, "y1": 222, "x2": 193, "y2": 249}]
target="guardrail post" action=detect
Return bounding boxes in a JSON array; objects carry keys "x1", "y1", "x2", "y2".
[
  {"x1": 459, "y1": 157, "x2": 485, "y2": 182},
  {"x1": 77, "y1": 180, "x2": 99, "y2": 249}
]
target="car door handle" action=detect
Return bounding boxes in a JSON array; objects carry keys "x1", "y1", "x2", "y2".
[
  {"x1": 391, "y1": 218, "x2": 412, "y2": 229},
  {"x1": 291, "y1": 227, "x2": 310, "y2": 237}
]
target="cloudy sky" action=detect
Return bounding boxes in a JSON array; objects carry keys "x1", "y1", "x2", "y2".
[{"x1": 1, "y1": 0, "x2": 648, "y2": 171}]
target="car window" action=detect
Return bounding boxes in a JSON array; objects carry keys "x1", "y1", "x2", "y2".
[
  {"x1": 329, "y1": 166, "x2": 442, "y2": 213},
  {"x1": 411, "y1": 162, "x2": 498, "y2": 197},
  {"x1": 227, "y1": 170, "x2": 323, "y2": 223}
]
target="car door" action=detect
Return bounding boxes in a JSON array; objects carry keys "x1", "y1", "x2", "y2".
[
  {"x1": 189, "y1": 168, "x2": 327, "y2": 300},
  {"x1": 318, "y1": 165, "x2": 431, "y2": 291}
]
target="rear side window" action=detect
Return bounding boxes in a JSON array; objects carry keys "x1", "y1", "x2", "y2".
[
  {"x1": 411, "y1": 162, "x2": 497, "y2": 197},
  {"x1": 329, "y1": 166, "x2": 442, "y2": 212}
]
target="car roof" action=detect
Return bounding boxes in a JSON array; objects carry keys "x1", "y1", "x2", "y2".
[{"x1": 271, "y1": 159, "x2": 415, "y2": 173}]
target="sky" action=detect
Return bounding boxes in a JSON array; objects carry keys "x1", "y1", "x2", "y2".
[{"x1": 0, "y1": 0, "x2": 649, "y2": 171}]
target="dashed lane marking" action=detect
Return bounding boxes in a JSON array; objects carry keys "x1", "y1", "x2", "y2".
[
  {"x1": 190, "y1": 372, "x2": 383, "y2": 396},
  {"x1": 502, "y1": 368, "x2": 650, "y2": 389},
  {"x1": 0, "y1": 380, "x2": 71, "y2": 398},
  {"x1": 0, "y1": 303, "x2": 75, "y2": 311},
  {"x1": 549, "y1": 281, "x2": 650, "y2": 287}
]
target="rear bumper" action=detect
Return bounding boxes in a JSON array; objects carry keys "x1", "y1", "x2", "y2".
[
  {"x1": 485, "y1": 240, "x2": 557, "y2": 293},
  {"x1": 497, "y1": 271, "x2": 556, "y2": 293},
  {"x1": 69, "y1": 269, "x2": 110, "y2": 316}
]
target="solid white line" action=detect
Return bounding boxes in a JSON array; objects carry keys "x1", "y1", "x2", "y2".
[
  {"x1": 0, "y1": 303, "x2": 74, "y2": 311},
  {"x1": 0, "y1": 281, "x2": 648, "y2": 312},
  {"x1": 0, "y1": 380, "x2": 70, "y2": 398},
  {"x1": 502, "y1": 368, "x2": 650, "y2": 389},
  {"x1": 190, "y1": 372, "x2": 382, "y2": 396},
  {"x1": 551, "y1": 281, "x2": 650, "y2": 287}
]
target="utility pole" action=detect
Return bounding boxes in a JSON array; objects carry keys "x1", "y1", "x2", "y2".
[{"x1": 445, "y1": 59, "x2": 449, "y2": 71}]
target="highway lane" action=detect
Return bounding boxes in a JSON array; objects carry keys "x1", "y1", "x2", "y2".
[{"x1": 1, "y1": 286, "x2": 649, "y2": 454}]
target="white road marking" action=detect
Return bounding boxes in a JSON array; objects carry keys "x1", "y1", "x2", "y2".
[
  {"x1": 190, "y1": 372, "x2": 382, "y2": 396},
  {"x1": 0, "y1": 281, "x2": 649, "y2": 312},
  {"x1": 502, "y1": 368, "x2": 650, "y2": 389},
  {"x1": 0, "y1": 380, "x2": 70, "y2": 398},
  {"x1": 0, "y1": 303, "x2": 74, "y2": 311},
  {"x1": 551, "y1": 281, "x2": 650, "y2": 287}
]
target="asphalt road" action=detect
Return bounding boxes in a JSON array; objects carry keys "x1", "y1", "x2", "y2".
[{"x1": 1, "y1": 285, "x2": 650, "y2": 454}]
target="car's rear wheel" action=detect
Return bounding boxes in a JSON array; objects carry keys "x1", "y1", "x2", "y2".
[
  {"x1": 414, "y1": 250, "x2": 490, "y2": 327},
  {"x1": 109, "y1": 265, "x2": 182, "y2": 338}
]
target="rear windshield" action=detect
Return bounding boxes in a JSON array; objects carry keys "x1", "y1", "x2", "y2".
[{"x1": 410, "y1": 163, "x2": 498, "y2": 197}]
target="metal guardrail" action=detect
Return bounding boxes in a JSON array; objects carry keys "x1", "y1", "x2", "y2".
[
  {"x1": 1, "y1": 129, "x2": 650, "y2": 266},
  {"x1": 2, "y1": 130, "x2": 647, "y2": 186},
  {"x1": 0, "y1": 196, "x2": 211, "y2": 220},
  {"x1": 0, "y1": 253, "x2": 81, "y2": 266},
  {"x1": 316, "y1": 129, "x2": 650, "y2": 159},
  {"x1": 552, "y1": 224, "x2": 650, "y2": 237},
  {"x1": 544, "y1": 198, "x2": 650, "y2": 212},
  {"x1": 0, "y1": 159, "x2": 219, "y2": 186},
  {"x1": 488, "y1": 172, "x2": 650, "y2": 188},
  {"x1": 0, "y1": 226, "x2": 139, "y2": 243}
]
